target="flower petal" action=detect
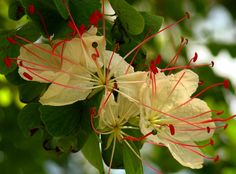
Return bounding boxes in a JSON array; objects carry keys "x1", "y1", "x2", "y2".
[
  {"x1": 116, "y1": 71, "x2": 147, "y2": 101},
  {"x1": 104, "y1": 51, "x2": 134, "y2": 77},
  {"x1": 39, "y1": 72, "x2": 93, "y2": 106},
  {"x1": 174, "y1": 69, "x2": 199, "y2": 96},
  {"x1": 61, "y1": 35, "x2": 104, "y2": 72},
  {"x1": 18, "y1": 43, "x2": 60, "y2": 83},
  {"x1": 167, "y1": 141, "x2": 203, "y2": 169}
]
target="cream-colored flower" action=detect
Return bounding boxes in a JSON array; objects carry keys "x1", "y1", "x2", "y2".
[
  {"x1": 18, "y1": 27, "x2": 103, "y2": 106},
  {"x1": 98, "y1": 93, "x2": 139, "y2": 147},
  {"x1": 139, "y1": 69, "x2": 215, "y2": 169},
  {"x1": 18, "y1": 27, "x2": 147, "y2": 106}
]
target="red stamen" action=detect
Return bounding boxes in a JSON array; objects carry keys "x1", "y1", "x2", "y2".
[
  {"x1": 224, "y1": 79, "x2": 229, "y2": 89},
  {"x1": 192, "y1": 52, "x2": 198, "y2": 62},
  {"x1": 216, "y1": 110, "x2": 224, "y2": 115},
  {"x1": 199, "y1": 80, "x2": 204, "y2": 86},
  {"x1": 169, "y1": 124, "x2": 175, "y2": 135},
  {"x1": 156, "y1": 54, "x2": 161, "y2": 65},
  {"x1": 150, "y1": 60, "x2": 158, "y2": 74},
  {"x1": 4, "y1": 56, "x2": 11, "y2": 68},
  {"x1": 23, "y1": 72, "x2": 33, "y2": 80},
  {"x1": 224, "y1": 124, "x2": 228, "y2": 130},
  {"x1": 7, "y1": 36, "x2": 16, "y2": 44},
  {"x1": 79, "y1": 24, "x2": 87, "y2": 35},
  {"x1": 214, "y1": 155, "x2": 220, "y2": 162},
  {"x1": 123, "y1": 131, "x2": 153, "y2": 141},
  {"x1": 210, "y1": 138, "x2": 214, "y2": 146},
  {"x1": 28, "y1": 4, "x2": 35, "y2": 15},
  {"x1": 89, "y1": 10, "x2": 103, "y2": 27}
]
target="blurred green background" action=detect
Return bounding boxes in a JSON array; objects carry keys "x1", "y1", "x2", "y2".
[{"x1": 0, "y1": 0, "x2": 236, "y2": 173}]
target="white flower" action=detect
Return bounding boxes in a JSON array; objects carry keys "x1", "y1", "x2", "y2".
[
  {"x1": 18, "y1": 27, "x2": 103, "y2": 106},
  {"x1": 139, "y1": 69, "x2": 215, "y2": 169},
  {"x1": 18, "y1": 27, "x2": 147, "y2": 106},
  {"x1": 98, "y1": 93, "x2": 139, "y2": 149}
]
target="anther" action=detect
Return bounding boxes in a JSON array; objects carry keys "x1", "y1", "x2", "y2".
[
  {"x1": 214, "y1": 155, "x2": 220, "y2": 162},
  {"x1": 224, "y1": 124, "x2": 228, "y2": 130},
  {"x1": 210, "y1": 139, "x2": 214, "y2": 146},
  {"x1": 28, "y1": 4, "x2": 35, "y2": 15},
  {"x1": 4, "y1": 56, "x2": 11, "y2": 68},
  {"x1": 92, "y1": 42, "x2": 98, "y2": 48},
  {"x1": 216, "y1": 110, "x2": 224, "y2": 115},
  {"x1": 193, "y1": 52, "x2": 198, "y2": 62},
  {"x1": 199, "y1": 80, "x2": 204, "y2": 86},
  {"x1": 185, "y1": 12, "x2": 190, "y2": 19},
  {"x1": 7, "y1": 36, "x2": 16, "y2": 44},
  {"x1": 169, "y1": 124, "x2": 175, "y2": 135},
  {"x1": 207, "y1": 126, "x2": 210, "y2": 133},
  {"x1": 211, "y1": 61, "x2": 215, "y2": 67},
  {"x1": 224, "y1": 79, "x2": 229, "y2": 89},
  {"x1": 152, "y1": 129, "x2": 158, "y2": 135},
  {"x1": 156, "y1": 54, "x2": 161, "y2": 65}
]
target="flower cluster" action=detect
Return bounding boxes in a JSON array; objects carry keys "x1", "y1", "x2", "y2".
[{"x1": 5, "y1": 1, "x2": 234, "y2": 173}]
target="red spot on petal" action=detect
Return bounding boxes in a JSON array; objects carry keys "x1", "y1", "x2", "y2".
[
  {"x1": 23, "y1": 72, "x2": 33, "y2": 81},
  {"x1": 224, "y1": 79, "x2": 229, "y2": 89},
  {"x1": 4, "y1": 56, "x2": 11, "y2": 68},
  {"x1": 89, "y1": 10, "x2": 103, "y2": 27},
  {"x1": 7, "y1": 37, "x2": 16, "y2": 44},
  {"x1": 28, "y1": 4, "x2": 35, "y2": 15},
  {"x1": 169, "y1": 124, "x2": 175, "y2": 135}
]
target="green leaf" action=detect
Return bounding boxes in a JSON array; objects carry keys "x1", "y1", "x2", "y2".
[
  {"x1": 69, "y1": 0, "x2": 101, "y2": 27},
  {"x1": 5, "y1": 68, "x2": 26, "y2": 85},
  {"x1": 0, "y1": 22, "x2": 41, "y2": 75},
  {"x1": 140, "y1": 12, "x2": 163, "y2": 38},
  {"x1": 110, "y1": 0, "x2": 144, "y2": 35},
  {"x1": 123, "y1": 141, "x2": 143, "y2": 174},
  {"x1": 40, "y1": 102, "x2": 82, "y2": 137},
  {"x1": 101, "y1": 135, "x2": 124, "y2": 169},
  {"x1": 20, "y1": 0, "x2": 65, "y2": 36},
  {"x1": 53, "y1": 0, "x2": 69, "y2": 19},
  {"x1": 207, "y1": 42, "x2": 236, "y2": 57},
  {"x1": 82, "y1": 133, "x2": 104, "y2": 174},
  {"x1": 8, "y1": 0, "x2": 25, "y2": 21},
  {"x1": 18, "y1": 103, "x2": 42, "y2": 136},
  {"x1": 19, "y1": 82, "x2": 48, "y2": 103}
]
